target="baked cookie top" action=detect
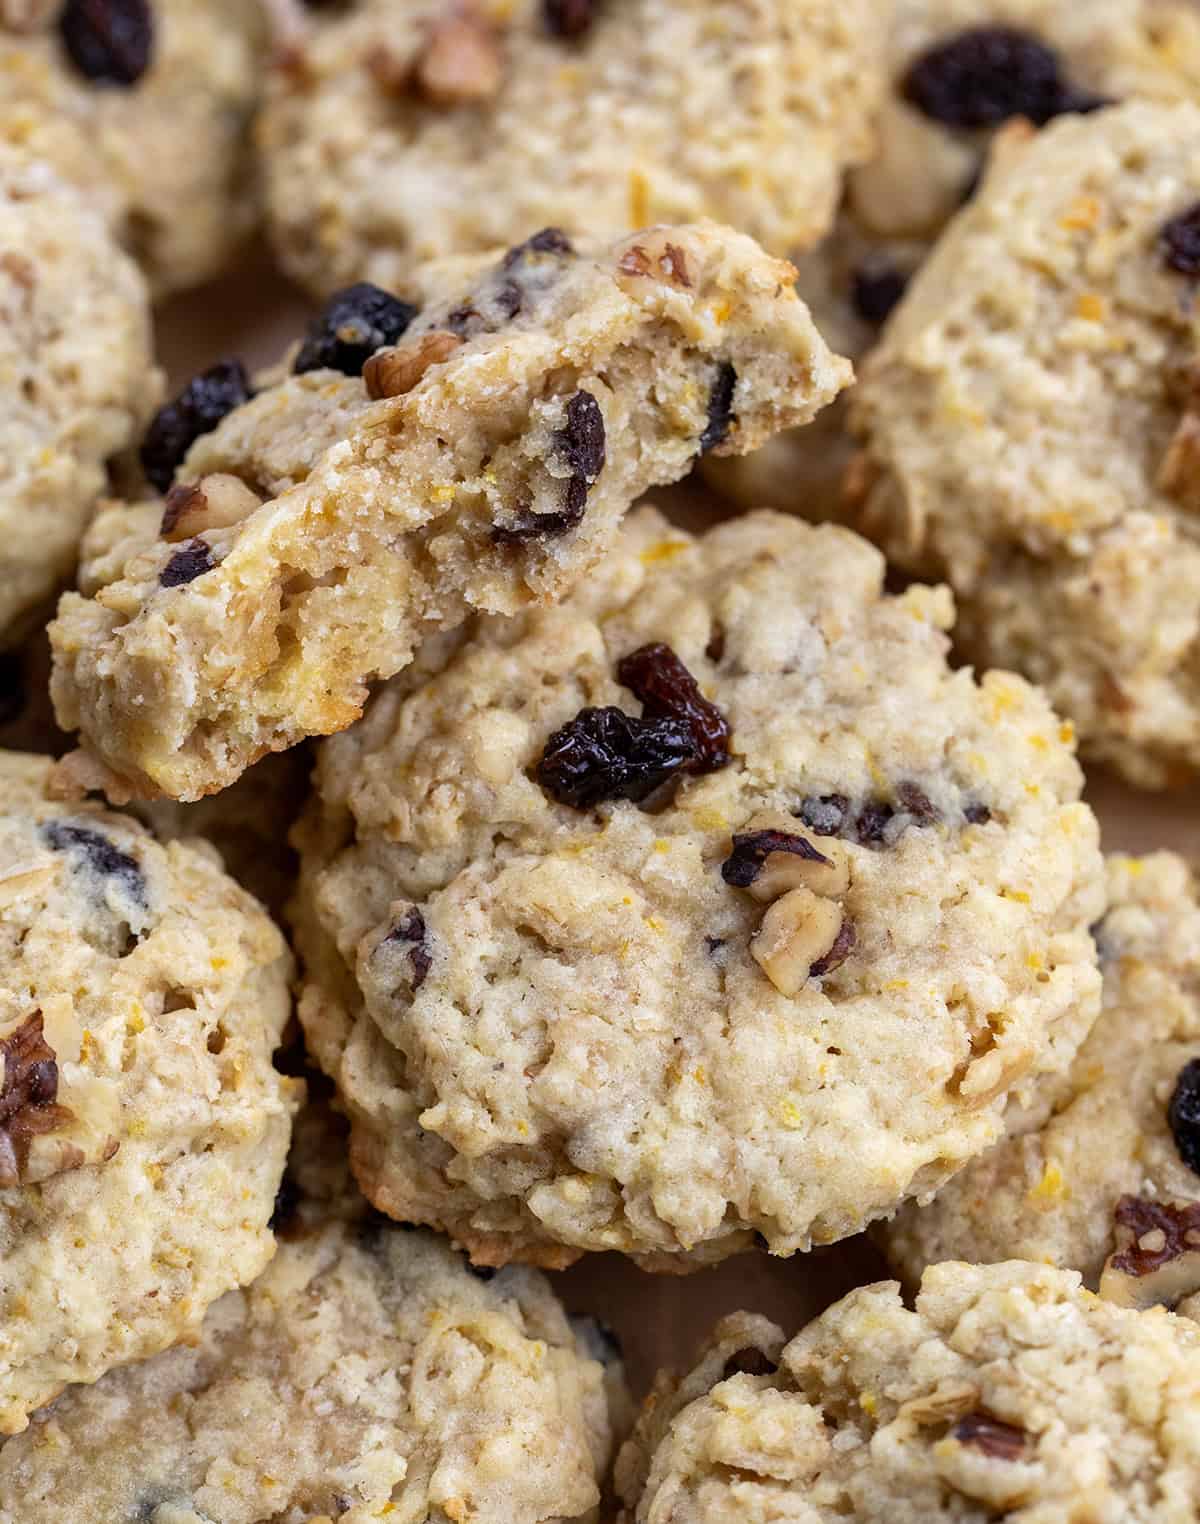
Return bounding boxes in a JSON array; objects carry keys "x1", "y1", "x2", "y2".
[
  {"x1": 615, "y1": 1259, "x2": 1200, "y2": 1523},
  {"x1": 885, "y1": 852, "x2": 1200, "y2": 1320},
  {"x1": 0, "y1": 0, "x2": 264, "y2": 294},
  {"x1": 0, "y1": 147, "x2": 159, "y2": 646},
  {"x1": 850, "y1": 101, "x2": 1200, "y2": 785},
  {"x1": 0, "y1": 750, "x2": 300, "y2": 1433},
  {"x1": 0, "y1": 1104, "x2": 622, "y2": 1524},
  {"x1": 292, "y1": 505, "x2": 1104, "y2": 1270},
  {"x1": 49, "y1": 221, "x2": 849, "y2": 802},
  {"x1": 259, "y1": 0, "x2": 887, "y2": 295}
]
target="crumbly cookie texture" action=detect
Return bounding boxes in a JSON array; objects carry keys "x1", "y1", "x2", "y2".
[
  {"x1": 0, "y1": 0, "x2": 264, "y2": 294},
  {"x1": 291, "y1": 505, "x2": 1104, "y2": 1271},
  {"x1": 259, "y1": 0, "x2": 886, "y2": 296},
  {"x1": 0, "y1": 750, "x2": 300, "y2": 1434},
  {"x1": 884, "y1": 853, "x2": 1200, "y2": 1316},
  {"x1": 49, "y1": 221, "x2": 849, "y2": 803},
  {"x1": 615, "y1": 1260, "x2": 1200, "y2": 1523},
  {"x1": 0, "y1": 1105, "x2": 621, "y2": 1524},
  {"x1": 0, "y1": 149, "x2": 159, "y2": 647},
  {"x1": 850, "y1": 101, "x2": 1200, "y2": 786}
]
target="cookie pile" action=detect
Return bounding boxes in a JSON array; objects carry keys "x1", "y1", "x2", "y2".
[{"x1": 0, "y1": 2, "x2": 1198, "y2": 1520}]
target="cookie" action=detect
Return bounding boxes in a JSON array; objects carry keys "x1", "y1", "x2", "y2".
[
  {"x1": 0, "y1": 148, "x2": 159, "y2": 649},
  {"x1": 290, "y1": 504, "x2": 1104, "y2": 1271},
  {"x1": 49, "y1": 221, "x2": 850, "y2": 802},
  {"x1": 0, "y1": 751, "x2": 300, "y2": 1433},
  {"x1": 0, "y1": 1103, "x2": 622, "y2": 1523},
  {"x1": 850, "y1": 101, "x2": 1200, "y2": 787},
  {"x1": 614, "y1": 1259, "x2": 1200, "y2": 1522},
  {"x1": 259, "y1": 0, "x2": 886, "y2": 297},
  {"x1": 883, "y1": 852, "x2": 1200, "y2": 1320},
  {"x1": 0, "y1": 0, "x2": 264, "y2": 294}
]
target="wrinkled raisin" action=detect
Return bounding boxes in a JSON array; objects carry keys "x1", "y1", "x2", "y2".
[
  {"x1": 721, "y1": 829, "x2": 828, "y2": 889},
  {"x1": 722, "y1": 1348, "x2": 777, "y2": 1379},
  {"x1": 699, "y1": 362, "x2": 737, "y2": 453},
  {"x1": 59, "y1": 0, "x2": 153, "y2": 86},
  {"x1": 953, "y1": 1411, "x2": 1027, "y2": 1460},
  {"x1": 1168, "y1": 1058, "x2": 1200, "y2": 1176},
  {"x1": 384, "y1": 907, "x2": 432, "y2": 990},
  {"x1": 809, "y1": 916, "x2": 856, "y2": 977},
  {"x1": 42, "y1": 821, "x2": 144, "y2": 899},
  {"x1": 796, "y1": 794, "x2": 849, "y2": 836},
  {"x1": 294, "y1": 283, "x2": 418, "y2": 376},
  {"x1": 558, "y1": 389, "x2": 606, "y2": 486},
  {"x1": 0, "y1": 651, "x2": 24, "y2": 728},
  {"x1": 1161, "y1": 203, "x2": 1200, "y2": 276},
  {"x1": 140, "y1": 360, "x2": 251, "y2": 493},
  {"x1": 855, "y1": 800, "x2": 894, "y2": 845},
  {"x1": 535, "y1": 706, "x2": 697, "y2": 809},
  {"x1": 617, "y1": 642, "x2": 730, "y2": 773},
  {"x1": 159, "y1": 539, "x2": 213, "y2": 588},
  {"x1": 896, "y1": 782, "x2": 939, "y2": 822},
  {"x1": 904, "y1": 27, "x2": 1083, "y2": 128},
  {"x1": 503, "y1": 227, "x2": 573, "y2": 266},
  {"x1": 850, "y1": 263, "x2": 908, "y2": 325},
  {"x1": 543, "y1": 0, "x2": 594, "y2": 38}
]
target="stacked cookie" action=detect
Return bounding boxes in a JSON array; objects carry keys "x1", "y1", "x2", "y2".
[{"x1": 1, "y1": 1, "x2": 1199, "y2": 1520}]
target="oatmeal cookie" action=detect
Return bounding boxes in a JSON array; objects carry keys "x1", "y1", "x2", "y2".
[
  {"x1": 851, "y1": 101, "x2": 1200, "y2": 786},
  {"x1": 0, "y1": 149, "x2": 159, "y2": 648},
  {"x1": 291, "y1": 505, "x2": 1104, "y2": 1271},
  {"x1": 0, "y1": 0, "x2": 264, "y2": 294},
  {"x1": 614, "y1": 1259, "x2": 1200, "y2": 1522},
  {"x1": 49, "y1": 221, "x2": 849, "y2": 802},
  {"x1": 0, "y1": 1104, "x2": 621, "y2": 1523},
  {"x1": 884, "y1": 853, "x2": 1200, "y2": 1319},
  {"x1": 0, "y1": 750, "x2": 300, "y2": 1433},
  {"x1": 259, "y1": 0, "x2": 886, "y2": 297}
]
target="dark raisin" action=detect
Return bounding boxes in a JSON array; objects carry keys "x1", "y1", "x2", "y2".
[
  {"x1": 494, "y1": 279, "x2": 523, "y2": 319},
  {"x1": 0, "y1": 651, "x2": 25, "y2": 728},
  {"x1": 41, "y1": 821, "x2": 144, "y2": 899},
  {"x1": 543, "y1": 0, "x2": 594, "y2": 38},
  {"x1": 140, "y1": 360, "x2": 251, "y2": 493},
  {"x1": 722, "y1": 1348, "x2": 777, "y2": 1380},
  {"x1": 269, "y1": 1174, "x2": 303, "y2": 1236},
  {"x1": 59, "y1": 0, "x2": 153, "y2": 86},
  {"x1": 617, "y1": 642, "x2": 730, "y2": 773},
  {"x1": 558, "y1": 389, "x2": 606, "y2": 485},
  {"x1": 1110, "y1": 1194, "x2": 1200, "y2": 1277},
  {"x1": 384, "y1": 907, "x2": 432, "y2": 990},
  {"x1": 953, "y1": 1411, "x2": 1028, "y2": 1460},
  {"x1": 699, "y1": 362, "x2": 737, "y2": 453},
  {"x1": 854, "y1": 800, "x2": 894, "y2": 845},
  {"x1": 503, "y1": 227, "x2": 574, "y2": 266},
  {"x1": 721, "y1": 829, "x2": 828, "y2": 889},
  {"x1": 159, "y1": 539, "x2": 213, "y2": 588},
  {"x1": 1168, "y1": 1058, "x2": 1200, "y2": 1176},
  {"x1": 293, "y1": 283, "x2": 418, "y2": 376},
  {"x1": 850, "y1": 263, "x2": 908, "y2": 325},
  {"x1": 1160, "y1": 203, "x2": 1200, "y2": 276},
  {"x1": 571, "y1": 1316, "x2": 623, "y2": 1366},
  {"x1": 964, "y1": 801, "x2": 992, "y2": 825},
  {"x1": 896, "y1": 782, "x2": 939, "y2": 823},
  {"x1": 903, "y1": 27, "x2": 1069, "y2": 128},
  {"x1": 809, "y1": 916, "x2": 856, "y2": 978},
  {"x1": 796, "y1": 794, "x2": 850, "y2": 836},
  {"x1": 535, "y1": 706, "x2": 697, "y2": 809}
]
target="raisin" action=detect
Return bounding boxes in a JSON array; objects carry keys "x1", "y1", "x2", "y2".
[
  {"x1": 140, "y1": 360, "x2": 251, "y2": 493},
  {"x1": 293, "y1": 283, "x2": 418, "y2": 376},
  {"x1": 699, "y1": 362, "x2": 737, "y2": 453},
  {"x1": 59, "y1": 0, "x2": 153, "y2": 86},
  {"x1": 41, "y1": 821, "x2": 144, "y2": 900},
  {"x1": 964, "y1": 801, "x2": 992, "y2": 824},
  {"x1": 796, "y1": 794, "x2": 850, "y2": 836},
  {"x1": 0, "y1": 1012, "x2": 70, "y2": 1187},
  {"x1": 535, "y1": 706, "x2": 697, "y2": 809},
  {"x1": 543, "y1": 0, "x2": 594, "y2": 38},
  {"x1": 722, "y1": 1348, "x2": 777, "y2": 1379},
  {"x1": 850, "y1": 263, "x2": 908, "y2": 325},
  {"x1": 617, "y1": 642, "x2": 730, "y2": 773},
  {"x1": 855, "y1": 800, "x2": 894, "y2": 845},
  {"x1": 903, "y1": 27, "x2": 1074, "y2": 128},
  {"x1": 721, "y1": 829, "x2": 829, "y2": 889},
  {"x1": 809, "y1": 916, "x2": 856, "y2": 977},
  {"x1": 953, "y1": 1411, "x2": 1028, "y2": 1460},
  {"x1": 384, "y1": 907, "x2": 432, "y2": 990},
  {"x1": 1168, "y1": 1058, "x2": 1200, "y2": 1176},
  {"x1": 896, "y1": 782, "x2": 939, "y2": 823},
  {"x1": 1160, "y1": 203, "x2": 1200, "y2": 276},
  {"x1": 159, "y1": 539, "x2": 214, "y2": 588},
  {"x1": 0, "y1": 651, "x2": 25, "y2": 728},
  {"x1": 499, "y1": 390, "x2": 606, "y2": 540},
  {"x1": 1110, "y1": 1194, "x2": 1200, "y2": 1277},
  {"x1": 503, "y1": 227, "x2": 574, "y2": 266}
]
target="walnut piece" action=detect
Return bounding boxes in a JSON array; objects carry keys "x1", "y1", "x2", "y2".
[
  {"x1": 616, "y1": 231, "x2": 700, "y2": 292},
  {"x1": 0, "y1": 1013, "x2": 71, "y2": 1187},
  {"x1": 1098, "y1": 1194, "x2": 1200, "y2": 1312},
  {"x1": 723, "y1": 814, "x2": 851, "y2": 902},
  {"x1": 363, "y1": 330, "x2": 463, "y2": 399},
  {"x1": 751, "y1": 887, "x2": 846, "y2": 997},
  {"x1": 415, "y1": 11, "x2": 504, "y2": 105},
  {"x1": 161, "y1": 474, "x2": 263, "y2": 543}
]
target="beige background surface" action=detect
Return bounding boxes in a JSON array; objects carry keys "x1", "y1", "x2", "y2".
[{"x1": 150, "y1": 251, "x2": 1200, "y2": 1398}]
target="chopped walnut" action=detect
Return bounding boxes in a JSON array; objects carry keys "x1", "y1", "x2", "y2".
[
  {"x1": 363, "y1": 330, "x2": 463, "y2": 399},
  {"x1": 414, "y1": 10, "x2": 504, "y2": 105},
  {"x1": 722, "y1": 814, "x2": 850, "y2": 902},
  {"x1": 615, "y1": 231, "x2": 699, "y2": 293},
  {"x1": 0, "y1": 1013, "x2": 72, "y2": 1187},
  {"x1": 750, "y1": 887, "x2": 846, "y2": 997},
  {"x1": 1098, "y1": 1194, "x2": 1200, "y2": 1312},
  {"x1": 161, "y1": 474, "x2": 263, "y2": 543}
]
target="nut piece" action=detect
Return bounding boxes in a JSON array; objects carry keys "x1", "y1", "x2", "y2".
[
  {"x1": 1098, "y1": 1194, "x2": 1200, "y2": 1312},
  {"x1": 725, "y1": 814, "x2": 851, "y2": 902},
  {"x1": 616, "y1": 230, "x2": 698, "y2": 292},
  {"x1": 363, "y1": 330, "x2": 463, "y2": 399},
  {"x1": 161, "y1": 474, "x2": 263, "y2": 543},
  {"x1": 750, "y1": 887, "x2": 845, "y2": 997},
  {"x1": 415, "y1": 11, "x2": 504, "y2": 105}
]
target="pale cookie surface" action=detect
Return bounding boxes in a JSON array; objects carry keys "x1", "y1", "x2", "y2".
[
  {"x1": 0, "y1": 0, "x2": 264, "y2": 294},
  {"x1": 0, "y1": 149, "x2": 158, "y2": 647},
  {"x1": 615, "y1": 1260, "x2": 1200, "y2": 1522},
  {"x1": 885, "y1": 852, "x2": 1200, "y2": 1319},
  {"x1": 49, "y1": 221, "x2": 849, "y2": 802},
  {"x1": 851, "y1": 102, "x2": 1200, "y2": 786},
  {"x1": 0, "y1": 751, "x2": 300, "y2": 1433},
  {"x1": 260, "y1": 0, "x2": 885, "y2": 296},
  {"x1": 292, "y1": 505, "x2": 1103, "y2": 1271},
  {"x1": 0, "y1": 1106, "x2": 621, "y2": 1524}
]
